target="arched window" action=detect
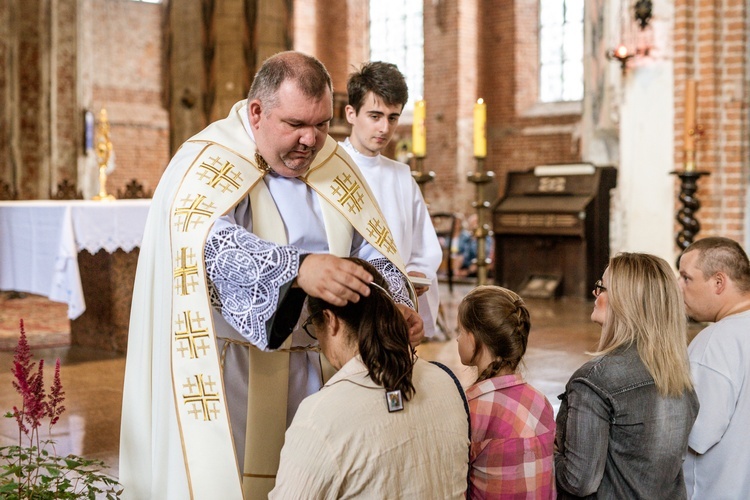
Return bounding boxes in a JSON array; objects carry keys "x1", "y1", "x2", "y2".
[
  {"x1": 539, "y1": 0, "x2": 584, "y2": 102},
  {"x1": 369, "y1": 0, "x2": 424, "y2": 113}
]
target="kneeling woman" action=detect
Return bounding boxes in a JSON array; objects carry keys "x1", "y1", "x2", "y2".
[
  {"x1": 270, "y1": 260, "x2": 470, "y2": 499},
  {"x1": 555, "y1": 253, "x2": 699, "y2": 498}
]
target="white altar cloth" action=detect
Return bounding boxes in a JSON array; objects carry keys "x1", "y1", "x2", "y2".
[{"x1": 0, "y1": 199, "x2": 150, "y2": 319}]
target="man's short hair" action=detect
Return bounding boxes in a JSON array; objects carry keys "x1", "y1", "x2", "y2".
[
  {"x1": 682, "y1": 237, "x2": 750, "y2": 292},
  {"x1": 346, "y1": 61, "x2": 409, "y2": 113},
  {"x1": 248, "y1": 51, "x2": 332, "y2": 112}
]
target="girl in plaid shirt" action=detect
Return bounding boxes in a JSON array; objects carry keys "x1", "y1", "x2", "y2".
[{"x1": 457, "y1": 286, "x2": 556, "y2": 499}]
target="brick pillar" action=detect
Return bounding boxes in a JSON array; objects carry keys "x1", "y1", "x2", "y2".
[
  {"x1": 673, "y1": 0, "x2": 749, "y2": 244},
  {"x1": 166, "y1": 0, "x2": 207, "y2": 153}
]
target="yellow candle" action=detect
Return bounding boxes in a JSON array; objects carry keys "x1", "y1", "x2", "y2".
[
  {"x1": 473, "y1": 98, "x2": 487, "y2": 158},
  {"x1": 684, "y1": 80, "x2": 697, "y2": 151},
  {"x1": 412, "y1": 99, "x2": 426, "y2": 157}
]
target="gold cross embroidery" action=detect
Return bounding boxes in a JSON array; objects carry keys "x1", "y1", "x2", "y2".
[
  {"x1": 174, "y1": 311, "x2": 210, "y2": 359},
  {"x1": 173, "y1": 194, "x2": 216, "y2": 232},
  {"x1": 182, "y1": 374, "x2": 221, "y2": 421},
  {"x1": 330, "y1": 173, "x2": 365, "y2": 214},
  {"x1": 174, "y1": 247, "x2": 200, "y2": 296},
  {"x1": 196, "y1": 155, "x2": 244, "y2": 193},
  {"x1": 367, "y1": 218, "x2": 397, "y2": 255}
]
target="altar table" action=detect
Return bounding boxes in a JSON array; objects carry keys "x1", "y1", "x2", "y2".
[{"x1": 0, "y1": 200, "x2": 150, "y2": 351}]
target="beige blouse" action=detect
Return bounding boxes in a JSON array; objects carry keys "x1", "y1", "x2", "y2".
[{"x1": 271, "y1": 356, "x2": 470, "y2": 499}]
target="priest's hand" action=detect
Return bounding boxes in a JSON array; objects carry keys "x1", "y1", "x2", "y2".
[
  {"x1": 396, "y1": 303, "x2": 424, "y2": 347},
  {"x1": 296, "y1": 254, "x2": 372, "y2": 307}
]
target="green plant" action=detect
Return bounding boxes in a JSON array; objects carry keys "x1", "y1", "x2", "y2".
[{"x1": 0, "y1": 320, "x2": 122, "y2": 499}]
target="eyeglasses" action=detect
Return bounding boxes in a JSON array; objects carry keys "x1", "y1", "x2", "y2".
[
  {"x1": 593, "y1": 280, "x2": 607, "y2": 297},
  {"x1": 302, "y1": 311, "x2": 323, "y2": 340}
]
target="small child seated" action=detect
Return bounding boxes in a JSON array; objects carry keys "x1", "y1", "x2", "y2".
[{"x1": 456, "y1": 285, "x2": 555, "y2": 498}]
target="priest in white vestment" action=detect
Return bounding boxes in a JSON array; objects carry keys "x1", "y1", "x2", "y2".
[{"x1": 119, "y1": 51, "x2": 421, "y2": 500}]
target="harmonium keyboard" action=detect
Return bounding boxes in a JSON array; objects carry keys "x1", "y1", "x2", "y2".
[{"x1": 492, "y1": 164, "x2": 617, "y2": 298}]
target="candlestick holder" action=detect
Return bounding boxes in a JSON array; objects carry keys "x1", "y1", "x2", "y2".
[
  {"x1": 670, "y1": 166, "x2": 710, "y2": 258},
  {"x1": 411, "y1": 156, "x2": 435, "y2": 199},
  {"x1": 93, "y1": 108, "x2": 116, "y2": 201},
  {"x1": 467, "y1": 157, "x2": 494, "y2": 285}
]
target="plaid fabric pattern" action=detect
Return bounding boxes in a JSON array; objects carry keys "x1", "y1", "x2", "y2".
[{"x1": 466, "y1": 374, "x2": 556, "y2": 499}]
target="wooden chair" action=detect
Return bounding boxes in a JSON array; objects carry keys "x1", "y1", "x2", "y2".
[
  {"x1": 117, "y1": 179, "x2": 152, "y2": 199},
  {"x1": 51, "y1": 179, "x2": 83, "y2": 200},
  {"x1": 430, "y1": 211, "x2": 460, "y2": 339},
  {"x1": 430, "y1": 211, "x2": 458, "y2": 293}
]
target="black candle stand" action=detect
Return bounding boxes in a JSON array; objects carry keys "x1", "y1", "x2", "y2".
[{"x1": 670, "y1": 169, "x2": 710, "y2": 255}]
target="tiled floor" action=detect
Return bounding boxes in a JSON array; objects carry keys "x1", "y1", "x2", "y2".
[
  {"x1": 0, "y1": 292, "x2": 70, "y2": 350},
  {"x1": 0, "y1": 282, "x2": 701, "y2": 483}
]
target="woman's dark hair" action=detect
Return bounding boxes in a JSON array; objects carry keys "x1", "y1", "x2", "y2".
[
  {"x1": 307, "y1": 258, "x2": 415, "y2": 400},
  {"x1": 458, "y1": 285, "x2": 530, "y2": 382}
]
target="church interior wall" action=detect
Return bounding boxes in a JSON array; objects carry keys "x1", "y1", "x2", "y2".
[
  {"x1": 312, "y1": 0, "x2": 352, "y2": 89},
  {"x1": 52, "y1": 0, "x2": 80, "y2": 198},
  {"x1": 672, "y1": 0, "x2": 748, "y2": 247},
  {"x1": 0, "y1": 1, "x2": 14, "y2": 192},
  {"x1": 0, "y1": 0, "x2": 169, "y2": 200},
  {"x1": 0, "y1": 0, "x2": 748, "y2": 254},
  {"x1": 479, "y1": 0, "x2": 583, "y2": 208},
  {"x1": 422, "y1": 0, "x2": 463, "y2": 213},
  {"x1": 82, "y1": 0, "x2": 170, "y2": 199}
]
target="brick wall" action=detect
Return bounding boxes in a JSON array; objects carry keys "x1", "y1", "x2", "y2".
[
  {"x1": 85, "y1": 0, "x2": 169, "y2": 197},
  {"x1": 0, "y1": 1, "x2": 11, "y2": 188},
  {"x1": 2, "y1": 0, "x2": 747, "y2": 241},
  {"x1": 315, "y1": 0, "x2": 350, "y2": 89},
  {"x1": 308, "y1": 1, "x2": 368, "y2": 93},
  {"x1": 312, "y1": 0, "x2": 585, "y2": 216},
  {"x1": 424, "y1": 0, "x2": 462, "y2": 212},
  {"x1": 52, "y1": 0, "x2": 79, "y2": 191},
  {"x1": 673, "y1": 0, "x2": 749, "y2": 244},
  {"x1": 0, "y1": 0, "x2": 169, "y2": 199},
  {"x1": 484, "y1": 0, "x2": 582, "y2": 201},
  {"x1": 17, "y1": 0, "x2": 49, "y2": 198}
]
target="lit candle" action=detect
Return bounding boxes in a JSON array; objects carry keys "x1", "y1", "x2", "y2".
[
  {"x1": 473, "y1": 98, "x2": 487, "y2": 158},
  {"x1": 683, "y1": 80, "x2": 697, "y2": 151},
  {"x1": 412, "y1": 99, "x2": 426, "y2": 158}
]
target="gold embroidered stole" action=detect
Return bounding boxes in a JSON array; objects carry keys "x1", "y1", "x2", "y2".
[
  {"x1": 302, "y1": 144, "x2": 413, "y2": 285},
  {"x1": 169, "y1": 144, "x2": 261, "y2": 500}
]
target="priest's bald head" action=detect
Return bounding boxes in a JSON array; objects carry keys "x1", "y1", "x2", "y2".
[{"x1": 247, "y1": 51, "x2": 334, "y2": 178}]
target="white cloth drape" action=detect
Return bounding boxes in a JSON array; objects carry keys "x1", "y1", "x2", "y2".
[{"x1": 0, "y1": 199, "x2": 150, "y2": 318}]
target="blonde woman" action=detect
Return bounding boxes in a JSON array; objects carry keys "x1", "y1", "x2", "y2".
[{"x1": 555, "y1": 253, "x2": 699, "y2": 498}]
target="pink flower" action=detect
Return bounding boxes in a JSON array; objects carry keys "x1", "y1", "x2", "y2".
[
  {"x1": 24, "y1": 359, "x2": 47, "y2": 432},
  {"x1": 47, "y1": 359, "x2": 66, "y2": 426},
  {"x1": 11, "y1": 319, "x2": 33, "y2": 395},
  {"x1": 8, "y1": 320, "x2": 67, "y2": 438}
]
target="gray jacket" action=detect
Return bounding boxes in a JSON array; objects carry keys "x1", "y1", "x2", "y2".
[{"x1": 555, "y1": 344, "x2": 699, "y2": 499}]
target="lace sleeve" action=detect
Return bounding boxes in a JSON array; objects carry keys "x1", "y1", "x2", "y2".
[
  {"x1": 205, "y1": 225, "x2": 302, "y2": 351},
  {"x1": 370, "y1": 258, "x2": 414, "y2": 309}
]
